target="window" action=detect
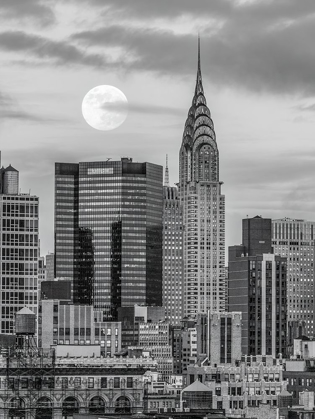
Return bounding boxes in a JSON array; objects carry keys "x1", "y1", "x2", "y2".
[
  {"x1": 61, "y1": 378, "x2": 68, "y2": 389},
  {"x1": 88, "y1": 378, "x2": 94, "y2": 388},
  {"x1": 101, "y1": 377, "x2": 107, "y2": 388},
  {"x1": 114, "y1": 378, "x2": 120, "y2": 388},
  {"x1": 74, "y1": 377, "x2": 81, "y2": 388},
  {"x1": 127, "y1": 377, "x2": 133, "y2": 388}
]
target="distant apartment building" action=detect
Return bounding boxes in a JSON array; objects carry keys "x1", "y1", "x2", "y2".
[
  {"x1": 139, "y1": 322, "x2": 170, "y2": 347},
  {"x1": 163, "y1": 184, "x2": 183, "y2": 325},
  {"x1": 0, "y1": 158, "x2": 39, "y2": 334},
  {"x1": 272, "y1": 218, "x2": 315, "y2": 337},
  {"x1": 129, "y1": 345, "x2": 173, "y2": 382},
  {"x1": 186, "y1": 354, "x2": 287, "y2": 417},
  {"x1": 228, "y1": 216, "x2": 287, "y2": 357},
  {"x1": 118, "y1": 305, "x2": 165, "y2": 348},
  {"x1": 207, "y1": 312, "x2": 242, "y2": 366},
  {"x1": 39, "y1": 300, "x2": 121, "y2": 356},
  {"x1": 45, "y1": 252, "x2": 54, "y2": 281}
]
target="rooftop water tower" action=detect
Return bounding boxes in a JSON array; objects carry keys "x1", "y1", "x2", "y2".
[{"x1": 15, "y1": 307, "x2": 37, "y2": 352}]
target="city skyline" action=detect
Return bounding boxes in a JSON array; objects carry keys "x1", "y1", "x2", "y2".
[{"x1": 1, "y1": 0, "x2": 315, "y2": 256}]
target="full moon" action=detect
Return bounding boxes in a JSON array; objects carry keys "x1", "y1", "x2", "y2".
[{"x1": 82, "y1": 85, "x2": 128, "y2": 131}]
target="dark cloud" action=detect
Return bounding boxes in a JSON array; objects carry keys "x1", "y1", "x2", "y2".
[
  {"x1": 71, "y1": 0, "x2": 315, "y2": 22},
  {"x1": 1, "y1": 0, "x2": 315, "y2": 97},
  {"x1": 0, "y1": 0, "x2": 55, "y2": 26},
  {"x1": 0, "y1": 31, "x2": 106, "y2": 67},
  {"x1": 70, "y1": 0, "x2": 315, "y2": 97}
]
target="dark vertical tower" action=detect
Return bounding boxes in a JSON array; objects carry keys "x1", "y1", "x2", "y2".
[
  {"x1": 110, "y1": 219, "x2": 122, "y2": 320},
  {"x1": 243, "y1": 216, "x2": 272, "y2": 256},
  {"x1": 76, "y1": 227, "x2": 94, "y2": 305},
  {"x1": 179, "y1": 38, "x2": 225, "y2": 317},
  {"x1": 228, "y1": 216, "x2": 287, "y2": 357},
  {"x1": 55, "y1": 158, "x2": 163, "y2": 320}
]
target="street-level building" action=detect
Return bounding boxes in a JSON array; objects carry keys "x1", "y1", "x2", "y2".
[
  {"x1": 185, "y1": 354, "x2": 287, "y2": 417},
  {"x1": 0, "y1": 352, "x2": 157, "y2": 418}
]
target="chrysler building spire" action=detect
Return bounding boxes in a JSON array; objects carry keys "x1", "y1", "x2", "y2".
[
  {"x1": 179, "y1": 37, "x2": 226, "y2": 317},
  {"x1": 195, "y1": 34, "x2": 204, "y2": 96}
]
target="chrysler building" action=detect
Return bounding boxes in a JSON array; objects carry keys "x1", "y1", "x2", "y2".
[{"x1": 179, "y1": 39, "x2": 225, "y2": 317}]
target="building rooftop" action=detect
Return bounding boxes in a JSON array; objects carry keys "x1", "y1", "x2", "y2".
[{"x1": 183, "y1": 379, "x2": 212, "y2": 393}]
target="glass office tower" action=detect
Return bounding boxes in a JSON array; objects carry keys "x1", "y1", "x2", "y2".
[{"x1": 55, "y1": 158, "x2": 163, "y2": 320}]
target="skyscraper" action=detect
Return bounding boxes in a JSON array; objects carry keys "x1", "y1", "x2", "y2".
[
  {"x1": 0, "y1": 159, "x2": 39, "y2": 334},
  {"x1": 163, "y1": 157, "x2": 183, "y2": 324},
  {"x1": 228, "y1": 216, "x2": 287, "y2": 357},
  {"x1": 55, "y1": 158, "x2": 163, "y2": 320},
  {"x1": 179, "y1": 39, "x2": 225, "y2": 317},
  {"x1": 272, "y1": 218, "x2": 315, "y2": 337}
]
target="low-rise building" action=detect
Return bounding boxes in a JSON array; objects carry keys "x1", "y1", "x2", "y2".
[
  {"x1": 185, "y1": 355, "x2": 287, "y2": 417},
  {"x1": 39, "y1": 300, "x2": 121, "y2": 357},
  {"x1": 0, "y1": 352, "x2": 158, "y2": 418},
  {"x1": 128, "y1": 346, "x2": 173, "y2": 382}
]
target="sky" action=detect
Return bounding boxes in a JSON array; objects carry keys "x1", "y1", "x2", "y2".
[{"x1": 0, "y1": 0, "x2": 315, "y2": 257}]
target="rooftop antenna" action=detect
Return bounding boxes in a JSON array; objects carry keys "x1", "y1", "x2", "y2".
[{"x1": 164, "y1": 154, "x2": 169, "y2": 187}]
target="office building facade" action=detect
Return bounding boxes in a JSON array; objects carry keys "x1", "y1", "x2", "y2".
[
  {"x1": 228, "y1": 217, "x2": 287, "y2": 357},
  {"x1": 179, "y1": 40, "x2": 225, "y2": 317},
  {"x1": 272, "y1": 218, "x2": 315, "y2": 337},
  {"x1": 55, "y1": 158, "x2": 163, "y2": 321},
  {"x1": 208, "y1": 312, "x2": 242, "y2": 366},
  {"x1": 0, "y1": 162, "x2": 39, "y2": 334},
  {"x1": 39, "y1": 300, "x2": 121, "y2": 356},
  {"x1": 163, "y1": 185, "x2": 183, "y2": 324}
]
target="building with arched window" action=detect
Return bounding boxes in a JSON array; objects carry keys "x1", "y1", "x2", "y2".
[{"x1": 0, "y1": 354, "x2": 158, "y2": 418}]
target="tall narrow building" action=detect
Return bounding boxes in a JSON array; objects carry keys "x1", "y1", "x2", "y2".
[
  {"x1": 163, "y1": 156, "x2": 183, "y2": 324},
  {"x1": 272, "y1": 218, "x2": 315, "y2": 338},
  {"x1": 179, "y1": 39, "x2": 225, "y2": 317},
  {"x1": 0, "y1": 159, "x2": 39, "y2": 334},
  {"x1": 228, "y1": 217, "x2": 287, "y2": 357},
  {"x1": 55, "y1": 158, "x2": 163, "y2": 321}
]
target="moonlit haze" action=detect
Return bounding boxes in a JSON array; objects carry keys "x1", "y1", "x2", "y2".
[{"x1": 0, "y1": 0, "x2": 314, "y2": 257}]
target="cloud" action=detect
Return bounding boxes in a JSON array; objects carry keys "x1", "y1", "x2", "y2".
[
  {"x1": 0, "y1": 31, "x2": 106, "y2": 67},
  {"x1": 69, "y1": 0, "x2": 315, "y2": 97},
  {"x1": 296, "y1": 103, "x2": 315, "y2": 112},
  {"x1": 0, "y1": 0, "x2": 55, "y2": 27},
  {"x1": 100, "y1": 100, "x2": 183, "y2": 117},
  {"x1": 2, "y1": 0, "x2": 315, "y2": 98},
  {"x1": 71, "y1": 0, "x2": 315, "y2": 23},
  {"x1": 0, "y1": 90, "x2": 70, "y2": 123}
]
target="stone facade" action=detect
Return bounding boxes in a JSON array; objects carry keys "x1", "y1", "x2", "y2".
[
  {"x1": 0, "y1": 354, "x2": 157, "y2": 418},
  {"x1": 185, "y1": 355, "x2": 287, "y2": 417}
]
